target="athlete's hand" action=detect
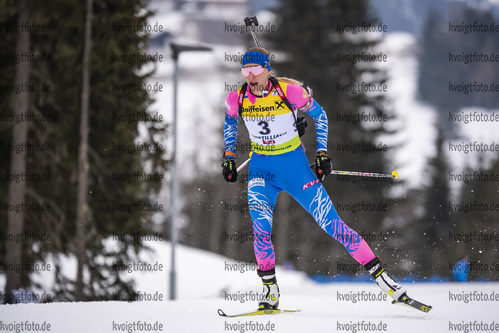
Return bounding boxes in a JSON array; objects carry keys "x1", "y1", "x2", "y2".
[
  {"x1": 315, "y1": 151, "x2": 331, "y2": 182},
  {"x1": 222, "y1": 158, "x2": 238, "y2": 183}
]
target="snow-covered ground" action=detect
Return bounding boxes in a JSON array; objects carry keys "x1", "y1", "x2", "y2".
[{"x1": 2, "y1": 241, "x2": 498, "y2": 333}]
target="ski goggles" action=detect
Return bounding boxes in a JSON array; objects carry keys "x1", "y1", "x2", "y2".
[
  {"x1": 241, "y1": 51, "x2": 271, "y2": 75},
  {"x1": 241, "y1": 65, "x2": 265, "y2": 77}
]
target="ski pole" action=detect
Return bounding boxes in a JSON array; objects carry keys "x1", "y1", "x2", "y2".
[
  {"x1": 234, "y1": 16, "x2": 257, "y2": 175},
  {"x1": 237, "y1": 152, "x2": 252, "y2": 172},
  {"x1": 303, "y1": 168, "x2": 398, "y2": 190},
  {"x1": 309, "y1": 163, "x2": 398, "y2": 179},
  {"x1": 329, "y1": 170, "x2": 398, "y2": 179}
]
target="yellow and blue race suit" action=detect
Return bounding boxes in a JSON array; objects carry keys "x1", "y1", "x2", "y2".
[{"x1": 223, "y1": 79, "x2": 376, "y2": 272}]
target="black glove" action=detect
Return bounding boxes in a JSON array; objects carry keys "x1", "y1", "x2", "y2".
[
  {"x1": 315, "y1": 151, "x2": 331, "y2": 182},
  {"x1": 222, "y1": 158, "x2": 238, "y2": 183},
  {"x1": 296, "y1": 116, "x2": 307, "y2": 137}
]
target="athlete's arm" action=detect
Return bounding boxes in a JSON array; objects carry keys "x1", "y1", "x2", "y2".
[
  {"x1": 223, "y1": 90, "x2": 239, "y2": 159},
  {"x1": 286, "y1": 84, "x2": 328, "y2": 152}
]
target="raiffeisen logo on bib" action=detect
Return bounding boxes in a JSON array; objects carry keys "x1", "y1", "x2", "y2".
[{"x1": 243, "y1": 105, "x2": 275, "y2": 113}]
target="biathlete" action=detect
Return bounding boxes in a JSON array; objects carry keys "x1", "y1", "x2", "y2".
[{"x1": 221, "y1": 47, "x2": 406, "y2": 310}]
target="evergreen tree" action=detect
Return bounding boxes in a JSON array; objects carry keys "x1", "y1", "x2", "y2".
[
  {"x1": 416, "y1": 127, "x2": 451, "y2": 278},
  {"x1": 417, "y1": 8, "x2": 447, "y2": 111},
  {"x1": 4, "y1": 0, "x2": 30, "y2": 293},
  {"x1": 0, "y1": 0, "x2": 168, "y2": 301}
]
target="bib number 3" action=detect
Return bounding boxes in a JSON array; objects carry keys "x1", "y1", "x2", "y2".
[{"x1": 258, "y1": 121, "x2": 270, "y2": 135}]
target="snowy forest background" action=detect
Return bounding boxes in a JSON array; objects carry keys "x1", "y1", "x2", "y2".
[{"x1": 1, "y1": 0, "x2": 499, "y2": 302}]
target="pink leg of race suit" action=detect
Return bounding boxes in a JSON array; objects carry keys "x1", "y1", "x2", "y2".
[{"x1": 248, "y1": 148, "x2": 376, "y2": 272}]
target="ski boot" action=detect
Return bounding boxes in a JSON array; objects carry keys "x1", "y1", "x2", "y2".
[
  {"x1": 258, "y1": 268, "x2": 280, "y2": 310},
  {"x1": 365, "y1": 257, "x2": 433, "y2": 312},
  {"x1": 364, "y1": 256, "x2": 407, "y2": 302}
]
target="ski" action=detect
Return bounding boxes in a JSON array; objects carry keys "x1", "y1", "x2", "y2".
[
  {"x1": 218, "y1": 308, "x2": 301, "y2": 318},
  {"x1": 392, "y1": 294, "x2": 432, "y2": 313}
]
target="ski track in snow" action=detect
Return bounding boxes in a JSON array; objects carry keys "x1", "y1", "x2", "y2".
[
  {"x1": 2, "y1": 280, "x2": 499, "y2": 332},
  {"x1": 2, "y1": 242, "x2": 498, "y2": 333}
]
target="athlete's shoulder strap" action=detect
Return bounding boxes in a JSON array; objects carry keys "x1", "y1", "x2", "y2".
[
  {"x1": 237, "y1": 83, "x2": 248, "y2": 120},
  {"x1": 268, "y1": 77, "x2": 298, "y2": 123}
]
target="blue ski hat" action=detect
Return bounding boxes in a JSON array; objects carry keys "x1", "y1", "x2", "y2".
[{"x1": 241, "y1": 51, "x2": 271, "y2": 70}]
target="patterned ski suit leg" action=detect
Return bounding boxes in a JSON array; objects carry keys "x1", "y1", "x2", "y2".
[
  {"x1": 247, "y1": 156, "x2": 282, "y2": 273},
  {"x1": 280, "y1": 148, "x2": 377, "y2": 266}
]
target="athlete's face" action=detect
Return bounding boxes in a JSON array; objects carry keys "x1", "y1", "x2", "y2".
[{"x1": 241, "y1": 63, "x2": 270, "y2": 96}]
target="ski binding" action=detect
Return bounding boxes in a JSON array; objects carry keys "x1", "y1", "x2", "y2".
[
  {"x1": 392, "y1": 294, "x2": 432, "y2": 313},
  {"x1": 218, "y1": 308, "x2": 301, "y2": 317}
]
